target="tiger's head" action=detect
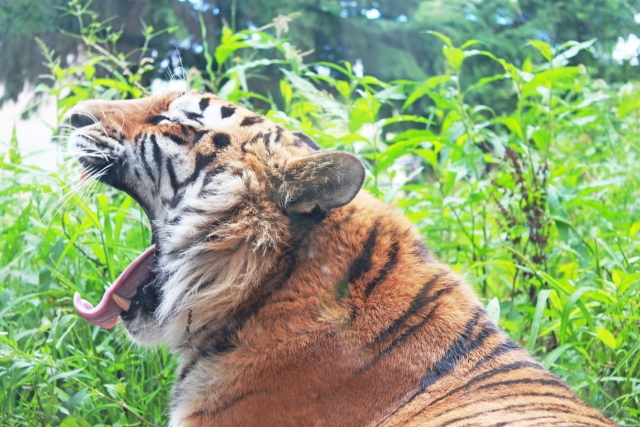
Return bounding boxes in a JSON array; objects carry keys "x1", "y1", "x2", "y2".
[{"x1": 69, "y1": 91, "x2": 365, "y2": 348}]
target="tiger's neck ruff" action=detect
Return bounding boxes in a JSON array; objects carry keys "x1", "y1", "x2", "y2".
[{"x1": 70, "y1": 91, "x2": 616, "y2": 427}]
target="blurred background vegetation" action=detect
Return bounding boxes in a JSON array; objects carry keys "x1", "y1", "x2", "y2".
[
  {"x1": 1, "y1": 0, "x2": 639, "y2": 426},
  {"x1": 2, "y1": 0, "x2": 640, "y2": 106}
]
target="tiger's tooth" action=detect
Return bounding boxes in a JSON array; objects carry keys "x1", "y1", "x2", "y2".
[{"x1": 112, "y1": 294, "x2": 131, "y2": 311}]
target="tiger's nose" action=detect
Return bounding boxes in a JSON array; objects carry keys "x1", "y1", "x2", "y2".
[{"x1": 70, "y1": 113, "x2": 96, "y2": 129}]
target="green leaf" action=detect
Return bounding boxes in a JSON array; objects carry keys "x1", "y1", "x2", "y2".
[
  {"x1": 402, "y1": 75, "x2": 450, "y2": 110},
  {"x1": 560, "y1": 287, "x2": 594, "y2": 344},
  {"x1": 552, "y1": 39, "x2": 596, "y2": 68},
  {"x1": 9, "y1": 126, "x2": 21, "y2": 165},
  {"x1": 542, "y1": 344, "x2": 573, "y2": 369},
  {"x1": 82, "y1": 64, "x2": 96, "y2": 80},
  {"x1": 426, "y1": 31, "x2": 453, "y2": 48},
  {"x1": 528, "y1": 289, "x2": 552, "y2": 352},
  {"x1": 377, "y1": 115, "x2": 434, "y2": 128},
  {"x1": 443, "y1": 47, "x2": 465, "y2": 71},
  {"x1": 215, "y1": 42, "x2": 248, "y2": 66},
  {"x1": 529, "y1": 40, "x2": 553, "y2": 62},
  {"x1": 463, "y1": 74, "x2": 506, "y2": 95},
  {"x1": 493, "y1": 116, "x2": 524, "y2": 142},
  {"x1": 60, "y1": 415, "x2": 91, "y2": 427},
  {"x1": 486, "y1": 297, "x2": 500, "y2": 326},
  {"x1": 597, "y1": 326, "x2": 617, "y2": 350},
  {"x1": 373, "y1": 85, "x2": 406, "y2": 101},
  {"x1": 460, "y1": 40, "x2": 482, "y2": 49}
]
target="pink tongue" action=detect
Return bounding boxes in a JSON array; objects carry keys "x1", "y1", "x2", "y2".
[{"x1": 74, "y1": 245, "x2": 156, "y2": 329}]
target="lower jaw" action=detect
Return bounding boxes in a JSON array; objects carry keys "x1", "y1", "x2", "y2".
[{"x1": 121, "y1": 274, "x2": 162, "y2": 321}]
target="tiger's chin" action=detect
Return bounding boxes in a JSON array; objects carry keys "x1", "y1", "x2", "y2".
[{"x1": 118, "y1": 271, "x2": 166, "y2": 346}]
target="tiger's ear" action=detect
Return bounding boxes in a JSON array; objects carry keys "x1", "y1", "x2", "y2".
[{"x1": 280, "y1": 151, "x2": 365, "y2": 213}]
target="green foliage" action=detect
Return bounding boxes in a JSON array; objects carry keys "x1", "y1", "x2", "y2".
[
  {"x1": 2, "y1": 0, "x2": 640, "y2": 107},
  {"x1": 1, "y1": 8, "x2": 640, "y2": 427}
]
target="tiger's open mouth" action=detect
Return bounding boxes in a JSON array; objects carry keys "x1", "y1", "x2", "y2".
[
  {"x1": 72, "y1": 167, "x2": 158, "y2": 329},
  {"x1": 74, "y1": 245, "x2": 156, "y2": 329}
]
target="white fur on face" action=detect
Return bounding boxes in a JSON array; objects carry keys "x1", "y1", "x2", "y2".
[{"x1": 168, "y1": 94, "x2": 241, "y2": 131}]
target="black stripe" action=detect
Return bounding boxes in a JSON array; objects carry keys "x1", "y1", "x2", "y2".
[
  {"x1": 240, "y1": 116, "x2": 264, "y2": 127},
  {"x1": 434, "y1": 402, "x2": 606, "y2": 427},
  {"x1": 182, "y1": 152, "x2": 217, "y2": 188},
  {"x1": 150, "y1": 134, "x2": 163, "y2": 184},
  {"x1": 220, "y1": 106, "x2": 236, "y2": 119},
  {"x1": 199, "y1": 97, "x2": 210, "y2": 112},
  {"x1": 169, "y1": 187, "x2": 186, "y2": 208},
  {"x1": 166, "y1": 158, "x2": 180, "y2": 191},
  {"x1": 364, "y1": 241, "x2": 399, "y2": 297},
  {"x1": 373, "y1": 307, "x2": 497, "y2": 426},
  {"x1": 140, "y1": 138, "x2": 157, "y2": 183},
  {"x1": 545, "y1": 421, "x2": 604, "y2": 427},
  {"x1": 419, "y1": 309, "x2": 490, "y2": 390},
  {"x1": 472, "y1": 339, "x2": 521, "y2": 370},
  {"x1": 176, "y1": 358, "x2": 199, "y2": 383},
  {"x1": 354, "y1": 303, "x2": 442, "y2": 376},
  {"x1": 192, "y1": 130, "x2": 207, "y2": 145},
  {"x1": 428, "y1": 391, "x2": 588, "y2": 425},
  {"x1": 200, "y1": 166, "x2": 227, "y2": 195},
  {"x1": 292, "y1": 132, "x2": 321, "y2": 150},
  {"x1": 213, "y1": 133, "x2": 231, "y2": 149},
  {"x1": 349, "y1": 224, "x2": 378, "y2": 282},
  {"x1": 185, "y1": 389, "x2": 260, "y2": 420},
  {"x1": 371, "y1": 272, "x2": 448, "y2": 345},
  {"x1": 477, "y1": 377, "x2": 573, "y2": 393},
  {"x1": 165, "y1": 132, "x2": 189, "y2": 146},
  {"x1": 185, "y1": 111, "x2": 204, "y2": 123},
  {"x1": 497, "y1": 391, "x2": 582, "y2": 405},
  {"x1": 148, "y1": 115, "x2": 169, "y2": 125},
  {"x1": 241, "y1": 133, "x2": 263, "y2": 153},
  {"x1": 427, "y1": 360, "x2": 545, "y2": 408},
  {"x1": 354, "y1": 279, "x2": 458, "y2": 377},
  {"x1": 495, "y1": 416, "x2": 560, "y2": 426}
]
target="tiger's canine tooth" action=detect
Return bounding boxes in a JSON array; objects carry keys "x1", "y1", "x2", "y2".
[{"x1": 113, "y1": 294, "x2": 132, "y2": 311}]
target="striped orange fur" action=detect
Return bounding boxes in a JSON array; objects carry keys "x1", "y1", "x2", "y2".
[{"x1": 69, "y1": 91, "x2": 618, "y2": 426}]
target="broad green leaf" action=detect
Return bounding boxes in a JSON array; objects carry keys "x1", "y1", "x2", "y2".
[
  {"x1": 529, "y1": 40, "x2": 553, "y2": 62},
  {"x1": 597, "y1": 326, "x2": 617, "y2": 350},
  {"x1": 443, "y1": 47, "x2": 465, "y2": 71},
  {"x1": 402, "y1": 75, "x2": 450, "y2": 110}
]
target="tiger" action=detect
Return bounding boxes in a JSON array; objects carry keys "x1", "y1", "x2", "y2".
[{"x1": 69, "y1": 90, "x2": 618, "y2": 427}]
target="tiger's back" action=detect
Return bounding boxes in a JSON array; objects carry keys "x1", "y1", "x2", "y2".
[{"x1": 69, "y1": 91, "x2": 617, "y2": 426}]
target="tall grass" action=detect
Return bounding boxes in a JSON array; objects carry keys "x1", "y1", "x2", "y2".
[{"x1": 1, "y1": 4, "x2": 639, "y2": 426}]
